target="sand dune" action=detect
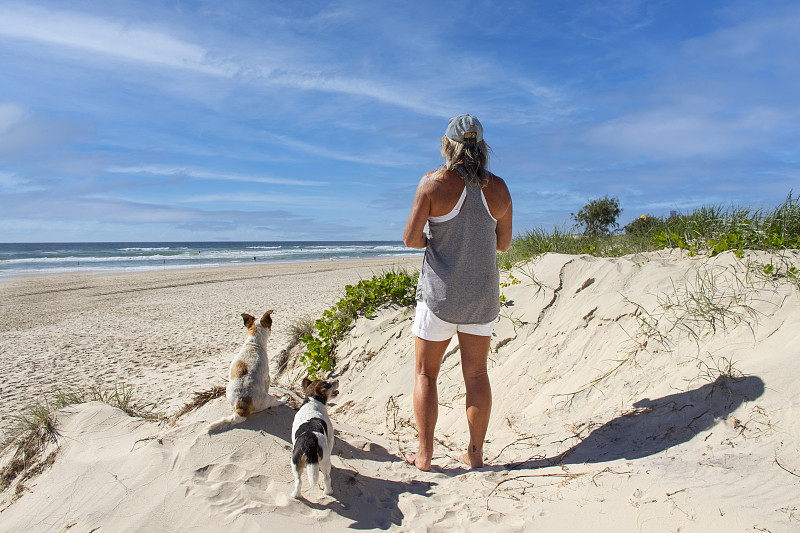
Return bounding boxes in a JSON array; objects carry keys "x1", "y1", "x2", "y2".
[{"x1": 1, "y1": 251, "x2": 799, "y2": 531}]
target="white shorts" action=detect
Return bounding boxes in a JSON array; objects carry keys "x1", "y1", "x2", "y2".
[{"x1": 412, "y1": 300, "x2": 495, "y2": 341}]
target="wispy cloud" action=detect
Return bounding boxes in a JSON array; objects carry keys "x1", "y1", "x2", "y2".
[
  {"x1": 179, "y1": 193, "x2": 330, "y2": 206},
  {"x1": 0, "y1": 101, "x2": 84, "y2": 158},
  {"x1": 0, "y1": 4, "x2": 451, "y2": 116},
  {"x1": 565, "y1": 0, "x2": 655, "y2": 41},
  {"x1": 0, "y1": 171, "x2": 43, "y2": 193},
  {"x1": 584, "y1": 104, "x2": 787, "y2": 159},
  {"x1": 261, "y1": 133, "x2": 424, "y2": 169},
  {"x1": 263, "y1": 70, "x2": 448, "y2": 117},
  {"x1": 682, "y1": 5, "x2": 800, "y2": 68},
  {"x1": 1, "y1": 190, "x2": 370, "y2": 240},
  {"x1": 0, "y1": 4, "x2": 232, "y2": 76},
  {"x1": 106, "y1": 165, "x2": 327, "y2": 187},
  {"x1": 0, "y1": 101, "x2": 26, "y2": 131}
]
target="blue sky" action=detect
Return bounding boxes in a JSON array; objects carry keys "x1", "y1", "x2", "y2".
[{"x1": 1, "y1": 0, "x2": 798, "y2": 242}]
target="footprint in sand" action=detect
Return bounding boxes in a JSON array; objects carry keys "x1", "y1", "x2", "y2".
[
  {"x1": 243, "y1": 474, "x2": 271, "y2": 490},
  {"x1": 194, "y1": 463, "x2": 248, "y2": 483}
]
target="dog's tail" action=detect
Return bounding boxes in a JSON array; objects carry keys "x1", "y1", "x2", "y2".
[
  {"x1": 234, "y1": 396, "x2": 252, "y2": 417},
  {"x1": 306, "y1": 462, "x2": 319, "y2": 487},
  {"x1": 206, "y1": 412, "x2": 246, "y2": 434},
  {"x1": 292, "y1": 433, "x2": 324, "y2": 488}
]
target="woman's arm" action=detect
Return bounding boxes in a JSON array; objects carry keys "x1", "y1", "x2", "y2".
[
  {"x1": 403, "y1": 175, "x2": 432, "y2": 249},
  {"x1": 496, "y1": 199, "x2": 513, "y2": 252},
  {"x1": 486, "y1": 176, "x2": 513, "y2": 252}
]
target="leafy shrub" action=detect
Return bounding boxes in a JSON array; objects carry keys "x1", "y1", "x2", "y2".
[
  {"x1": 624, "y1": 214, "x2": 660, "y2": 236},
  {"x1": 571, "y1": 196, "x2": 622, "y2": 237},
  {"x1": 299, "y1": 269, "x2": 418, "y2": 377}
]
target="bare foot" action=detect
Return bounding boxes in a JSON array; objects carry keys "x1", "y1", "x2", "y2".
[
  {"x1": 458, "y1": 451, "x2": 484, "y2": 470},
  {"x1": 404, "y1": 453, "x2": 431, "y2": 472}
]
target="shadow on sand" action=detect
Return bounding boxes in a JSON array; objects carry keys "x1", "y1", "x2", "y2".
[
  {"x1": 240, "y1": 404, "x2": 434, "y2": 530},
  {"x1": 436, "y1": 374, "x2": 765, "y2": 475},
  {"x1": 301, "y1": 467, "x2": 435, "y2": 530},
  {"x1": 511, "y1": 374, "x2": 765, "y2": 469},
  {"x1": 238, "y1": 375, "x2": 764, "y2": 522}
]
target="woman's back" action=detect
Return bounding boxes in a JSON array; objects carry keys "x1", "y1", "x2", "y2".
[{"x1": 426, "y1": 168, "x2": 512, "y2": 222}]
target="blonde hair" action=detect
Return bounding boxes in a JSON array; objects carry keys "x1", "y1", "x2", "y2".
[{"x1": 440, "y1": 136, "x2": 491, "y2": 187}]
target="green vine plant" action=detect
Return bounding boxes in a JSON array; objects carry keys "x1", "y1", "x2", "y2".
[
  {"x1": 299, "y1": 269, "x2": 418, "y2": 378},
  {"x1": 755, "y1": 254, "x2": 800, "y2": 292}
]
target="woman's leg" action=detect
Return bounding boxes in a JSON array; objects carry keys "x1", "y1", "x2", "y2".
[
  {"x1": 457, "y1": 331, "x2": 492, "y2": 469},
  {"x1": 407, "y1": 335, "x2": 450, "y2": 471}
]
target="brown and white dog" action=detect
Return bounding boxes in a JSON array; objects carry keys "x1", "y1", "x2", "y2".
[
  {"x1": 290, "y1": 377, "x2": 339, "y2": 499},
  {"x1": 207, "y1": 311, "x2": 284, "y2": 433}
]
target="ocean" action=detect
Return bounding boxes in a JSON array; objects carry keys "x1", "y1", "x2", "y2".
[{"x1": 0, "y1": 241, "x2": 421, "y2": 279}]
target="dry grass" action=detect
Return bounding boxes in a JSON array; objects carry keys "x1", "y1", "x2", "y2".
[
  {"x1": 276, "y1": 315, "x2": 316, "y2": 376},
  {"x1": 172, "y1": 385, "x2": 226, "y2": 420},
  {"x1": 0, "y1": 384, "x2": 163, "y2": 497}
]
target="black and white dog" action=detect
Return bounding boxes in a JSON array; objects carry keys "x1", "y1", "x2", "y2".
[{"x1": 290, "y1": 377, "x2": 339, "y2": 499}]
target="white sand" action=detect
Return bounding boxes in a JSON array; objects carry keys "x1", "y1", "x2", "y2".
[
  {"x1": 1, "y1": 251, "x2": 799, "y2": 532},
  {"x1": 0, "y1": 257, "x2": 419, "y2": 425}
]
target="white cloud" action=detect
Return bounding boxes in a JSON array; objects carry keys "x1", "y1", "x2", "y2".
[
  {"x1": 261, "y1": 133, "x2": 423, "y2": 168},
  {"x1": 0, "y1": 101, "x2": 83, "y2": 157},
  {"x1": 106, "y1": 165, "x2": 327, "y2": 187},
  {"x1": 0, "y1": 171, "x2": 43, "y2": 192},
  {"x1": 0, "y1": 4, "x2": 449, "y2": 116},
  {"x1": 585, "y1": 104, "x2": 787, "y2": 159},
  {"x1": 0, "y1": 4, "x2": 233, "y2": 76},
  {"x1": 179, "y1": 193, "x2": 329, "y2": 205},
  {"x1": 567, "y1": 0, "x2": 655, "y2": 41},
  {"x1": 682, "y1": 7, "x2": 800, "y2": 68},
  {"x1": 0, "y1": 102, "x2": 27, "y2": 132},
  {"x1": 265, "y1": 70, "x2": 448, "y2": 117}
]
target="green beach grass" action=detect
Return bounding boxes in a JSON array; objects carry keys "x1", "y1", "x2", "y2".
[{"x1": 499, "y1": 191, "x2": 800, "y2": 266}]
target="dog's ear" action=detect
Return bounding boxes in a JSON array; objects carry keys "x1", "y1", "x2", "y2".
[
  {"x1": 260, "y1": 310, "x2": 273, "y2": 328},
  {"x1": 241, "y1": 313, "x2": 255, "y2": 329},
  {"x1": 301, "y1": 377, "x2": 312, "y2": 391}
]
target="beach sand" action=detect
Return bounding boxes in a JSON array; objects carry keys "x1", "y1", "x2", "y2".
[
  {"x1": 1, "y1": 251, "x2": 799, "y2": 531},
  {"x1": 0, "y1": 257, "x2": 419, "y2": 426}
]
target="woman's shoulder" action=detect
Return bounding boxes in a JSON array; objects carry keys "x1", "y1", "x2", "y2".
[
  {"x1": 421, "y1": 168, "x2": 461, "y2": 190},
  {"x1": 485, "y1": 173, "x2": 511, "y2": 199}
]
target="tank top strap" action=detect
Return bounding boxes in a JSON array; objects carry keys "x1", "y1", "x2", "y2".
[
  {"x1": 455, "y1": 165, "x2": 469, "y2": 184},
  {"x1": 455, "y1": 165, "x2": 481, "y2": 191},
  {"x1": 455, "y1": 165, "x2": 484, "y2": 211}
]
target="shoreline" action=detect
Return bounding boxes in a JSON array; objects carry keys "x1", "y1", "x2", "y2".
[{"x1": 0, "y1": 252, "x2": 423, "y2": 282}]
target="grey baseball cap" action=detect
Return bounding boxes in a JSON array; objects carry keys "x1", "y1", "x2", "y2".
[{"x1": 445, "y1": 114, "x2": 483, "y2": 143}]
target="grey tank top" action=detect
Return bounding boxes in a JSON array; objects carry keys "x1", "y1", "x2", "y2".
[{"x1": 416, "y1": 167, "x2": 500, "y2": 324}]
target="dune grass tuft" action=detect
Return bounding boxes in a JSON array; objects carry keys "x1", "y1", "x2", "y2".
[
  {"x1": 173, "y1": 385, "x2": 227, "y2": 419},
  {"x1": 276, "y1": 315, "x2": 316, "y2": 376},
  {"x1": 0, "y1": 384, "x2": 164, "y2": 495}
]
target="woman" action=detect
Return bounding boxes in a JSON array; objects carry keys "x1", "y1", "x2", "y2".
[{"x1": 403, "y1": 114, "x2": 513, "y2": 471}]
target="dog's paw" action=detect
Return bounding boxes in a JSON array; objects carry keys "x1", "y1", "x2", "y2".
[{"x1": 290, "y1": 489, "x2": 300, "y2": 499}]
